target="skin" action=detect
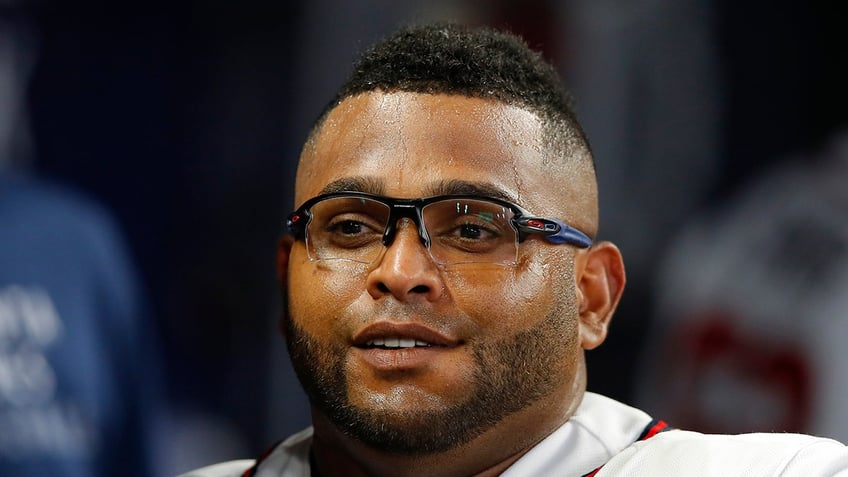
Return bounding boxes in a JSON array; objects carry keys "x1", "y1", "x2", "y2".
[{"x1": 277, "y1": 91, "x2": 626, "y2": 476}]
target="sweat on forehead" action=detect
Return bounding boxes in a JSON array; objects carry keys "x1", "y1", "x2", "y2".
[{"x1": 298, "y1": 92, "x2": 544, "y2": 193}]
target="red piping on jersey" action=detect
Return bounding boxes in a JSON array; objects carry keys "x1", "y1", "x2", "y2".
[
  {"x1": 242, "y1": 440, "x2": 282, "y2": 477},
  {"x1": 582, "y1": 419, "x2": 671, "y2": 477}
]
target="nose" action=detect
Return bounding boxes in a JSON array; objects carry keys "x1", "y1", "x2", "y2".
[{"x1": 366, "y1": 218, "x2": 444, "y2": 302}]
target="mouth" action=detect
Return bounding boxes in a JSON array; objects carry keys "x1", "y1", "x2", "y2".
[
  {"x1": 353, "y1": 322, "x2": 459, "y2": 349},
  {"x1": 363, "y1": 337, "x2": 433, "y2": 349},
  {"x1": 351, "y1": 322, "x2": 460, "y2": 371}
]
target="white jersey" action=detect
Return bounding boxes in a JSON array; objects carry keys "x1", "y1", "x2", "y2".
[{"x1": 179, "y1": 392, "x2": 848, "y2": 477}]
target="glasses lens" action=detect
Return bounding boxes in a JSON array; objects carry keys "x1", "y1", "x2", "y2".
[
  {"x1": 422, "y1": 199, "x2": 518, "y2": 265},
  {"x1": 305, "y1": 196, "x2": 391, "y2": 263}
]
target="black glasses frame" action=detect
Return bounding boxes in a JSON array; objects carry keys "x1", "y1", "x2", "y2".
[{"x1": 286, "y1": 192, "x2": 593, "y2": 252}]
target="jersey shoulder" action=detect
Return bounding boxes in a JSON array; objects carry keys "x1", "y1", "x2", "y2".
[{"x1": 601, "y1": 430, "x2": 848, "y2": 476}]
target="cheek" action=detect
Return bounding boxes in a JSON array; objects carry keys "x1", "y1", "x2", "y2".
[
  {"x1": 287, "y1": 252, "x2": 368, "y2": 334},
  {"x1": 450, "y1": 270, "x2": 542, "y2": 308},
  {"x1": 445, "y1": 253, "x2": 575, "y2": 336}
]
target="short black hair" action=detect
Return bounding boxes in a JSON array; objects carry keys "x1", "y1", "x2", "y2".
[{"x1": 309, "y1": 23, "x2": 592, "y2": 161}]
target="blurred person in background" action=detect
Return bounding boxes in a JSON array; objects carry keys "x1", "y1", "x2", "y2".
[
  {"x1": 0, "y1": 8, "x2": 164, "y2": 476},
  {"x1": 636, "y1": 129, "x2": 848, "y2": 442}
]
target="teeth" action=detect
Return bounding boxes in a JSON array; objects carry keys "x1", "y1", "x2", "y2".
[{"x1": 365, "y1": 337, "x2": 432, "y2": 348}]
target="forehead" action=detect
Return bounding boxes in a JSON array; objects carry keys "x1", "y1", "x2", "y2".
[{"x1": 297, "y1": 92, "x2": 566, "y2": 213}]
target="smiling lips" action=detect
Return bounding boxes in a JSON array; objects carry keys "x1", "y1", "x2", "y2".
[
  {"x1": 365, "y1": 337, "x2": 433, "y2": 348},
  {"x1": 352, "y1": 322, "x2": 460, "y2": 371}
]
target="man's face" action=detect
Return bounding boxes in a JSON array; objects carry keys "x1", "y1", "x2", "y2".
[{"x1": 283, "y1": 91, "x2": 592, "y2": 454}]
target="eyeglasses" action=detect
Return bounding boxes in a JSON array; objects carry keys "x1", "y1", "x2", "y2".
[{"x1": 286, "y1": 192, "x2": 592, "y2": 266}]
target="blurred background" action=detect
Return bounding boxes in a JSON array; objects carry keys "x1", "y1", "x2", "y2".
[{"x1": 0, "y1": 0, "x2": 845, "y2": 475}]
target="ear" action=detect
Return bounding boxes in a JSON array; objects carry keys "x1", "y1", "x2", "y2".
[
  {"x1": 277, "y1": 235, "x2": 294, "y2": 337},
  {"x1": 575, "y1": 241, "x2": 626, "y2": 350}
]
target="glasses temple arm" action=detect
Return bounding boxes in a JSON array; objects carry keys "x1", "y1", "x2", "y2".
[{"x1": 514, "y1": 217, "x2": 593, "y2": 248}]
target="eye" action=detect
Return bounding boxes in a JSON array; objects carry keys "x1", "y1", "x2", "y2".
[
  {"x1": 445, "y1": 219, "x2": 502, "y2": 242},
  {"x1": 319, "y1": 213, "x2": 386, "y2": 251},
  {"x1": 426, "y1": 208, "x2": 507, "y2": 245},
  {"x1": 326, "y1": 215, "x2": 382, "y2": 236},
  {"x1": 457, "y1": 222, "x2": 486, "y2": 240},
  {"x1": 332, "y1": 219, "x2": 366, "y2": 235}
]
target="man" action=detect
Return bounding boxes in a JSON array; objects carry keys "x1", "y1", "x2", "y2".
[{"x1": 183, "y1": 23, "x2": 848, "y2": 476}]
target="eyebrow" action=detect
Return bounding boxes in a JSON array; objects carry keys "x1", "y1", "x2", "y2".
[
  {"x1": 425, "y1": 179, "x2": 518, "y2": 204},
  {"x1": 318, "y1": 177, "x2": 517, "y2": 204},
  {"x1": 319, "y1": 176, "x2": 386, "y2": 195}
]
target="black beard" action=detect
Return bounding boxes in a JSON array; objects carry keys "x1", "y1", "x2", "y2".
[{"x1": 284, "y1": 305, "x2": 576, "y2": 455}]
